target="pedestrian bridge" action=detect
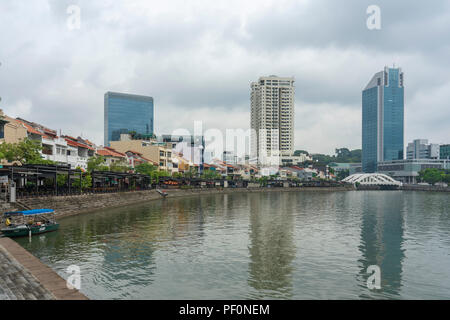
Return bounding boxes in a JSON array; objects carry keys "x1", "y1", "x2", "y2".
[{"x1": 342, "y1": 173, "x2": 403, "y2": 186}]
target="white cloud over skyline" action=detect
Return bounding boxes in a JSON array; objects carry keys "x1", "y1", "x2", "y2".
[{"x1": 0, "y1": 0, "x2": 449, "y2": 154}]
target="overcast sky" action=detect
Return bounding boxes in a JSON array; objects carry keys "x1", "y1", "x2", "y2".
[{"x1": 1, "y1": 0, "x2": 449, "y2": 154}]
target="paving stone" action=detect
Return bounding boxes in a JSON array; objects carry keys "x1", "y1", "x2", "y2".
[{"x1": 0, "y1": 245, "x2": 56, "y2": 300}]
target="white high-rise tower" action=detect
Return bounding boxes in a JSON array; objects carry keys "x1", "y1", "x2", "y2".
[{"x1": 250, "y1": 75, "x2": 295, "y2": 165}]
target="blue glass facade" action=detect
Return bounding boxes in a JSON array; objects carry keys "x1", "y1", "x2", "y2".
[
  {"x1": 362, "y1": 86, "x2": 379, "y2": 173},
  {"x1": 362, "y1": 68, "x2": 404, "y2": 173},
  {"x1": 382, "y1": 69, "x2": 404, "y2": 161},
  {"x1": 104, "y1": 92, "x2": 154, "y2": 146}
]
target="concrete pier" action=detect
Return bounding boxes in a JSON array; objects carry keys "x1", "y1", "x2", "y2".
[{"x1": 0, "y1": 237, "x2": 88, "y2": 300}]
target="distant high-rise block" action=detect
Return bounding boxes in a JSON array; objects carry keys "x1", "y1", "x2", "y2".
[
  {"x1": 440, "y1": 144, "x2": 450, "y2": 160},
  {"x1": 250, "y1": 75, "x2": 295, "y2": 164},
  {"x1": 104, "y1": 92, "x2": 154, "y2": 146},
  {"x1": 406, "y1": 139, "x2": 440, "y2": 160},
  {"x1": 362, "y1": 67, "x2": 404, "y2": 173}
]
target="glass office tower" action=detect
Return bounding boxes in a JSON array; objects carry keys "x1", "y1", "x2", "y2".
[
  {"x1": 104, "y1": 92, "x2": 154, "y2": 146},
  {"x1": 362, "y1": 67, "x2": 404, "y2": 173}
]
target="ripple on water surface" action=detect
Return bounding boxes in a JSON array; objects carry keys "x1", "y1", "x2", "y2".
[{"x1": 15, "y1": 191, "x2": 450, "y2": 299}]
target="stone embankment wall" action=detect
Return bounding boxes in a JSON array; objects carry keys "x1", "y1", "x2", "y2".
[
  {"x1": 401, "y1": 185, "x2": 450, "y2": 192},
  {"x1": 16, "y1": 186, "x2": 354, "y2": 218}
]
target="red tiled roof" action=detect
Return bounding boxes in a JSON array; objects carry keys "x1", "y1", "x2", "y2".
[
  {"x1": 16, "y1": 120, "x2": 43, "y2": 136},
  {"x1": 83, "y1": 139, "x2": 94, "y2": 146},
  {"x1": 65, "y1": 138, "x2": 94, "y2": 150},
  {"x1": 97, "y1": 147, "x2": 126, "y2": 158},
  {"x1": 105, "y1": 147, "x2": 126, "y2": 156},
  {"x1": 64, "y1": 135, "x2": 78, "y2": 141},
  {"x1": 43, "y1": 128, "x2": 57, "y2": 136},
  {"x1": 126, "y1": 150, "x2": 143, "y2": 156},
  {"x1": 16, "y1": 118, "x2": 58, "y2": 137},
  {"x1": 140, "y1": 156, "x2": 158, "y2": 165}
]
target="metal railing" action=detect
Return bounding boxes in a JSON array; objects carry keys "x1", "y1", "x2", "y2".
[{"x1": 13, "y1": 180, "x2": 346, "y2": 199}]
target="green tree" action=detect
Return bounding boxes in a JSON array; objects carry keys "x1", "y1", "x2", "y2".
[
  {"x1": 336, "y1": 169, "x2": 350, "y2": 181},
  {"x1": 311, "y1": 148, "x2": 362, "y2": 166},
  {"x1": 172, "y1": 172, "x2": 183, "y2": 178},
  {"x1": 259, "y1": 176, "x2": 268, "y2": 187},
  {"x1": 109, "y1": 160, "x2": 129, "y2": 173},
  {"x1": 0, "y1": 138, "x2": 53, "y2": 165},
  {"x1": 152, "y1": 170, "x2": 170, "y2": 183},
  {"x1": 201, "y1": 169, "x2": 221, "y2": 180},
  {"x1": 135, "y1": 162, "x2": 157, "y2": 176},
  {"x1": 418, "y1": 168, "x2": 444, "y2": 185},
  {"x1": 87, "y1": 155, "x2": 109, "y2": 172},
  {"x1": 71, "y1": 170, "x2": 92, "y2": 190},
  {"x1": 57, "y1": 174, "x2": 68, "y2": 187},
  {"x1": 443, "y1": 173, "x2": 450, "y2": 184},
  {"x1": 294, "y1": 150, "x2": 309, "y2": 156},
  {"x1": 183, "y1": 167, "x2": 197, "y2": 179}
]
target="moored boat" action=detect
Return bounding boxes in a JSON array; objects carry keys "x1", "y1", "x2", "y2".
[
  {"x1": 156, "y1": 189, "x2": 168, "y2": 197},
  {"x1": 1, "y1": 209, "x2": 59, "y2": 238}
]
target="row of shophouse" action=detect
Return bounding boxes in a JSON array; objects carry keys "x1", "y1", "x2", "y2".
[
  {"x1": 0, "y1": 109, "x2": 188, "y2": 173},
  {"x1": 1, "y1": 109, "x2": 330, "y2": 180}
]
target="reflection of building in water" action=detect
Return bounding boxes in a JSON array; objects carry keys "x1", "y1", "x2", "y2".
[
  {"x1": 167, "y1": 197, "x2": 206, "y2": 241},
  {"x1": 98, "y1": 206, "x2": 167, "y2": 287},
  {"x1": 358, "y1": 193, "x2": 406, "y2": 298},
  {"x1": 100, "y1": 198, "x2": 208, "y2": 279},
  {"x1": 247, "y1": 193, "x2": 296, "y2": 298}
]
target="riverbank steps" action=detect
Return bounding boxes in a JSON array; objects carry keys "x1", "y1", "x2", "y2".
[
  {"x1": 0, "y1": 237, "x2": 88, "y2": 300},
  {"x1": 16, "y1": 186, "x2": 354, "y2": 218}
]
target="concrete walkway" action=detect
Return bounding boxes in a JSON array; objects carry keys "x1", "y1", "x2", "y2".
[{"x1": 0, "y1": 238, "x2": 88, "y2": 300}]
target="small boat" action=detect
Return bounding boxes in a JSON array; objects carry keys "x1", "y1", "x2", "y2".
[
  {"x1": 1, "y1": 209, "x2": 59, "y2": 238},
  {"x1": 156, "y1": 189, "x2": 168, "y2": 198}
]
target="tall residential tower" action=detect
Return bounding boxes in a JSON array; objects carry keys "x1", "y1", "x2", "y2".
[
  {"x1": 362, "y1": 67, "x2": 404, "y2": 173},
  {"x1": 104, "y1": 92, "x2": 154, "y2": 146},
  {"x1": 250, "y1": 76, "x2": 295, "y2": 165}
]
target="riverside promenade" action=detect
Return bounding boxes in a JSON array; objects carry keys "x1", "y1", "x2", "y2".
[{"x1": 0, "y1": 237, "x2": 88, "y2": 300}]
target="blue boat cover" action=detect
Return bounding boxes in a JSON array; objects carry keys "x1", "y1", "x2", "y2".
[{"x1": 4, "y1": 209, "x2": 54, "y2": 216}]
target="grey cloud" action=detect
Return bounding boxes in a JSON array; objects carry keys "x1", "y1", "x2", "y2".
[{"x1": 0, "y1": 0, "x2": 449, "y2": 154}]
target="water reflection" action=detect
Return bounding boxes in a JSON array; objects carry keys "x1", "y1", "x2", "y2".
[
  {"x1": 358, "y1": 192, "x2": 406, "y2": 299},
  {"x1": 14, "y1": 191, "x2": 450, "y2": 299},
  {"x1": 247, "y1": 193, "x2": 296, "y2": 299}
]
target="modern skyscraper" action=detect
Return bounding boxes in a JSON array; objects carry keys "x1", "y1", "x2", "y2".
[
  {"x1": 362, "y1": 67, "x2": 404, "y2": 173},
  {"x1": 250, "y1": 76, "x2": 295, "y2": 164},
  {"x1": 104, "y1": 92, "x2": 154, "y2": 146}
]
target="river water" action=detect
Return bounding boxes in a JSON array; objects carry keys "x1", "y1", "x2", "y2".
[{"x1": 15, "y1": 191, "x2": 450, "y2": 300}]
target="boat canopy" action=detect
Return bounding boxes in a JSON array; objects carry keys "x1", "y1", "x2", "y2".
[{"x1": 3, "y1": 209, "x2": 55, "y2": 216}]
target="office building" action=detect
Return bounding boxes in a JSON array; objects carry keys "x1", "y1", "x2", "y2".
[
  {"x1": 222, "y1": 151, "x2": 237, "y2": 165},
  {"x1": 250, "y1": 76, "x2": 295, "y2": 165},
  {"x1": 406, "y1": 139, "x2": 440, "y2": 160},
  {"x1": 159, "y1": 134, "x2": 205, "y2": 172},
  {"x1": 440, "y1": 144, "x2": 450, "y2": 160},
  {"x1": 378, "y1": 159, "x2": 450, "y2": 184},
  {"x1": 104, "y1": 92, "x2": 154, "y2": 146},
  {"x1": 362, "y1": 67, "x2": 404, "y2": 173}
]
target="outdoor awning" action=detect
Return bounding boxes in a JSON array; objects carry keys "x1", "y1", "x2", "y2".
[{"x1": 4, "y1": 209, "x2": 54, "y2": 216}]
